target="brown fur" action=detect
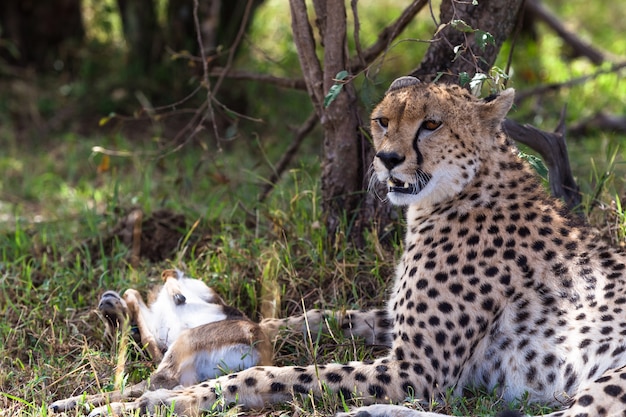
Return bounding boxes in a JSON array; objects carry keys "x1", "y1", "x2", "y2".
[{"x1": 49, "y1": 270, "x2": 272, "y2": 412}]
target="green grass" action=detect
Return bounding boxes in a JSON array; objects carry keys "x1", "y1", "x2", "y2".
[
  {"x1": 0, "y1": 132, "x2": 397, "y2": 416},
  {"x1": 1, "y1": 128, "x2": 624, "y2": 417}
]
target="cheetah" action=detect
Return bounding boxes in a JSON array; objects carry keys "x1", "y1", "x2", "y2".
[
  {"x1": 49, "y1": 270, "x2": 272, "y2": 413},
  {"x1": 65, "y1": 78, "x2": 626, "y2": 417}
]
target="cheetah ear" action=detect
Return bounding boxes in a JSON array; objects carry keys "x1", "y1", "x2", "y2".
[
  {"x1": 479, "y1": 88, "x2": 515, "y2": 125},
  {"x1": 387, "y1": 76, "x2": 421, "y2": 93}
]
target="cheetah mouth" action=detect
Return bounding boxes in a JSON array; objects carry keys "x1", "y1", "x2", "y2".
[{"x1": 386, "y1": 173, "x2": 431, "y2": 195}]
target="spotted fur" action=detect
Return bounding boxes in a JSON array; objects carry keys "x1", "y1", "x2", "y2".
[{"x1": 89, "y1": 79, "x2": 626, "y2": 417}]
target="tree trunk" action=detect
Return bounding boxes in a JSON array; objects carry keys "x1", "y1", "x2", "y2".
[
  {"x1": 317, "y1": 2, "x2": 364, "y2": 242},
  {"x1": 411, "y1": 0, "x2": 524, "y2": 83},
  {"x1": 0, "y1": 0, "x2": 84, "y2": 71},
  {"x1": 290, "y1": 0, "x2": 368, "y2": 242},
  {"x1": 117, "y1": 0, "x2": 162, "y2": 72}
]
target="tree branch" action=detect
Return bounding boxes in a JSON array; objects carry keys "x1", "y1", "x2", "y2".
[
  {"x1": 513, "y1": 61, "x2": 626, "y2": 104},
  {"x1": 569, "y1": 112, "x2": 626, "y2": 137},
  {"x1": 525, "y1": 0, "x2": 606, "y2": 65},
  {"x1": 209, "y1": 67, "x2": 307, "y2": 90},
  {"x1": 348, "y1": 0, "x2": 428, "y2": 74},
  {"x1": 211, "y1": 0, "x2": 256, "y2": 96},
  {"x1": 350, "y1": 0, "x2": 366, "y2": 69},
  {"x1": 217, "y1": 0, "x2": 429, "y2": 92},
  {"x1": 258, "y1": 112, "x2": 318, "y2": 203},
  {"x1": 503, "y1": 116, "x2": 582, "y2": 212},
  {"x1": 289, "y1": 0, "x2": 325, "y2": 116}
]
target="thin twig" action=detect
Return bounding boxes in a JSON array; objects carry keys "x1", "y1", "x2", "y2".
[
  {"x1": 348, "y1": 0, "x2": 428, "y2": 74},
  {"x1": 193, "y1": 0, "x2": 211, "y2": 112},
  {"x1": 149, "y1": 84, "x2": 205, "y2": 113},
  {"x1": 258, "y1": 112, "x2": 318, "y2": 202},
  {"x1": 164, "y1": 0, "x2": 256, "y2": 153},
  {"x1": 192, "y1": 0, "x2": 218, "y2": 142},
  {"x1": 504, "y1": 0, "x2": 527, "y2": 85},
  {"x1": 289, "y1": 0, "x2": 325, "y2": 115},
  {"x1": 514, "y1": 61, "x2": 626, "y2": 104},
  {"x1": 428, "y1": 0, "x2": 439, "y2": 26},
  {"x1": 212, "y1": 0, "x2": 255, "y2": 96},
  {"x1": 525, "y1": 0, "x2": 607, "y2": 65},
  {"x1": 209, "y1": 67, "x2": 307, "y2": 90},
  {"x1": 350, "y1": 0, "x2": 366, "y2": 69}
]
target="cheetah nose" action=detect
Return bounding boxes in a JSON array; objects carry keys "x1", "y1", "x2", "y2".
[{"x1": 376, "y1": 151, "x2": 405, "y2": 170}]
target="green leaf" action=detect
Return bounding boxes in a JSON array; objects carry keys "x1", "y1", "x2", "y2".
[
  {"x1": 451, "y1": 19, "x2": 475, "y2": 33},
  {"x1": 335, "y1": 70, "x2": 349, "y2": 81},
  {"x1": 519, "y1": 151, "x2": 549, "y2": 180},
  {"x1": 324, "y1": 84, "x2": 343, "y2": 108},
  {"x1": 458, "y1": 72, "x2": 471, "y2": 87},
  {"x1": 452, "y1": 44, "x2": 465, "y2": 61},
  {"x1": 324, "y1": 71, "x2": 349, "y2": 108},
  {"x1": 469, "y1": 73, "x2": 489, "y2": 95},
  {"x1": 476, "y1": 30, "x2": 496, "y2": 51}
]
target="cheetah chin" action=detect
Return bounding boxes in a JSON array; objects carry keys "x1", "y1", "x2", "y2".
[{"x1": 386, "y1": 170, "x2": 432, "y2": 195}]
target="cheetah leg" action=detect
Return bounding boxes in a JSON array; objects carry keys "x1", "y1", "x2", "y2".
[
  {"x1": 107, "y1": 357, "x2": 434, "y2": 417},
  {"x1": 260, "y1": 308, "x2": 393, "y2": 347},
  {"x1": 549, "y1": 364, "x2": 626, "y2": 417},
  {"x1": 48, "y1": 381, "x2": 147, "y2": 414},
  {"x1": 86, "y1": 400, "x2": 142, "y2": 417},
  {"x1": 161, "y1": 269, "x2": 187, "y2": 305},
  {"x1": 335, "y1": 365, "x2": 626, "y2": 417},
  {"x1": 50, "y1": 290, "x2": 162, "y2": 414},
  {"x1": 98, "y1": 364, "x2": 626, "y2": 417},
  {"x1": 123, "y1": 288, "x2": 163, "y2": 362}
]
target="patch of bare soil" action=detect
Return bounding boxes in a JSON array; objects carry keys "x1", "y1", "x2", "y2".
[{"x1": 82, "y1": 208, "x2": 188, "y2": 266}]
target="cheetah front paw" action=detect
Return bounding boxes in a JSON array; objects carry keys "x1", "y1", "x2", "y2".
[
  {"x1": 87, "y1": 400, "x2": 139, "y2": 417},
  {"x1": 48, "y1": 396, "x2": 89, "y2": 414}
]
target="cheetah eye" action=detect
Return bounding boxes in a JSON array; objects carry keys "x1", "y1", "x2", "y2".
[
  {"x1": 374, "y1": 117, "x2": 389, "y2": 129},
  {"x1": 422, "y1": 120, "x2": 442, "y2": 131}
]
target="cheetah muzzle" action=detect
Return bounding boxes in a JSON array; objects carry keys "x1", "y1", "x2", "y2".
[{"x1": 385, "y1": 170, "x2": 431, "y2": 196}]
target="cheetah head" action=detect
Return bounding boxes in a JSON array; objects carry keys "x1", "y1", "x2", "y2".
[{"x1": 370, "y1": 76, "x2": 515, "y2": 207}]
